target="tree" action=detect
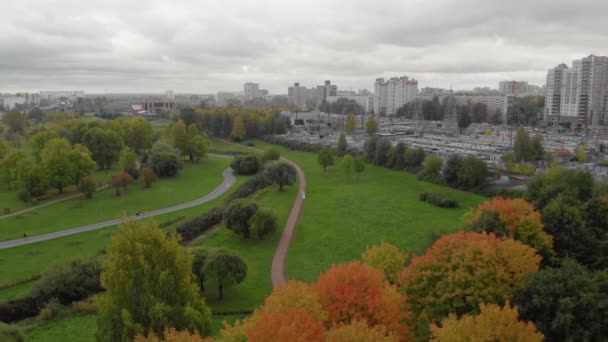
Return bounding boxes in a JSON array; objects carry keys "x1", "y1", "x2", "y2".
[
  {"x1": 457, "y1": 156, "x2": 488, "y2": 190},
  {"x1": 231, "y1": 116, "x2": 246, "y2": 141},
  {"x1": 134, "y1": 328, "x2": 206, "y2": 342},
  {"x1": 363, "y1": 135, "x2": 378, "y2": 162},
  {"x1": 457, "y1": 108, "x2": 471, "y2": 131},
  {"x1": 0, "y1": 138, "x2": 9, "y2": 160},
  {"x1": 345, "y1": 113, "x2": 357, "y2": 134},
  {"x1": 317, "y1": 147, "x2": 334, "y2": 172},
  {"x1": 30, "y1": 130, "x2": 59, "y2": 162},
  {"x1": 223, "y1": 199, "x2": 259, "y2": 239},
  {"x1": 249, "y1": 207, "x2": 278, "y2": 239},
  {"x1": 576, "y1": 142, "x2": 587, "y2": 162},
  {"x1": 246, "y1": 309, "x2": 325, "y2": 342},
  {"x1": 139, "y1": 166, "x2": 157, "y2": 189},
  {"x1": 82, "y1": 127, "x2": 123, "y2": 169},
  {"x1": 442, "y1": 154, "x2": 462, "y2": 187},
  {"x1": 361, "y1": 241, "x2": 408, "y2": 284},
  {"x1": 20, "y1": 167, "x2": 49, "y2": 199},
  {"x1": 467, "y1": 197, "x2": 554, "y2": 261},
  {"x1": 189, "y1": 135, "x2": 208, "y2": 162},
  {"x1": 263, "y1": 161, "x2": 296, "y2": 191},
  {"x1": 326, "y1": 320, "x2": 398, "y2": 342},
  {"x1": 315, "y1": 262, "x2": 412, "y2": 339},
  {"x1": 256, "y1": 281, "x2": 327, "y2": 321},
  {"x1": 365, "y1": 115, "x2": 378, "y2": 134},
  {"x1": 542, "y1": 195, "x2": 597, "y2": 266},
  {"x1": 40, "y1": 138, "x2": 75, "y2": 193},
  {"x1": 429, "y1": 302, "x2": 543, "y2": 342},
  {"x1": 513, "y1": 128, "x2": 532, "y2": 162},
  {"x1": 398, "y1": 232, "x2": 540, "y2": 333},
  {"x1": 526, "y1": 167, "x2": 594, "y2": 209},
  {"x1": 32, "y1": 258, "x2": 101, "y2": 305},
  {"x1": 469, "y1": 102, "x2": 488, "y2": 123},
  {"x1": 3, "y1": 110, "x2": 27, "y2": 133},
  {"x1": 69, "y1": 144, "x2": 97, "y2": 184},
  {"x1": 97, "y1": 220, "x2": 212, "y2": 341},
  {"x1": 202, "y1": 248, "x2": 247, "y2": 299},
  {"x1": 78, "y1": 176, "x2": 96, "y2": 199},
  {"x1": 513, "y1": 259, "x2": 608, "y2": 342},
  {"x1": 0, "y1": 150, "x2": 31, "y2": 191},
  {"x1": 342, "y1": 154, "x2": 354, "y2": 177},
  {"x1": 124, "y1": 117, "x2": 152, "y2": 154},
  {"x1": 337, "y1": 133, "x2": 347, "y2": 155},
  {"x1": 172, "y1": 120, "x2": 189, "y2": 158},
  {"x1": 109, "y1": 172, "x2": 134, "y2": 196},
  {"x1": 374, "y1": 138, "x2": 392, "y2": 166},
  {"x1": 261, "y1": 148, "x2": 280, "y2": 163},
  {"x1": 231, "y1": 154, "x2": 261, "y2": 175},
  {"x1": 118, "y1": 148, "x2": 138, "y2": 178},
  {"x1": 353, "y1": 157, "x2": 365, "y2": 177},
  {"x1": 417, "y1": 155, "x2": 443, "y2": 183},
  {"x1": 531, "y1": 134, "x2": 545, "y2": 161},
  {"x1": 148, "y1": 142, "x2": 183, "y2": 178}
]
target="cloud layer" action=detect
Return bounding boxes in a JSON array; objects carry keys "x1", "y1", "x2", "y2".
[{"x1": 1, "y1": 0, "x2": 607, "y2": 93}]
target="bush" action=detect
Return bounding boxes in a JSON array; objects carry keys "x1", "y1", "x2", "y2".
[
  {"x1": 231, "y1": 154, "x2": 261, "y2": 175},
  {"x1": 419, "y1": 192, "x2": 459, "y2": 208},
  {"x1": 71, "y1": 297, "x2": 99, "y2": 314},
  {"x1": 249, "y1": 207, "x2": 279, "y2": 239},
  {"x1": 148, "y1": 152, "x2": 183, "y2": 177},
  {"x1": 226, "y1": 173, "x2": 271, "y2": 203},
  {"x1": 223, "y1": 199, "x2": 259, "y2": 239},
  {"x1": 261, "y1": 148, "x2": 280, "y2": 162},
  {"x1": 261, "y1": 135, "x2": 323, "y2": 153},
  {"x1": 0, "y1": 297, "x2": 39, "y2": 323},
  {"x1": 38, "y1": 299, "x2": 64, "y2": 322},
  {"x1": 0, "y1": 322, "x2": 25, "y2": 342},
  {"x1": 31, "y1": 258, "x2": 101, "y2": 305},
  {"x1": 176, "y1": 207, "x2": 224, "y2": 243}
]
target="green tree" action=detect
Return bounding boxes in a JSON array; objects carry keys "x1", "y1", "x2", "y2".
[
  {"x1": 189, "y1": 135, "x2": 209, "y2": 162},
  {"x1": 417, "y1": 155, "x2": 443, "y2": 183},
  {"x1": 342, "y1": 154, "x2": 354, "y2": 177},
  {"x1": 41, "y1": 138, "x2": 75, "y2": 193},
  {"x1": 30, "y1": 130, "x2": 59, "y2": 162},
  {"x1": 393, "y1": 142, "x2": 407, "y2": 169},
  {"x1": 261, "y1": 148, "x2": 280, "y2": 163},
  {"x1": 345, "y1": 113, "x2": 357, "y2": 134},
  {"x1": 353, "y1": 157, "x2": 365, "y2": 177},
  {"x1": 337, "y1": 133, "x2": 347, "y2": 156},
  {"x1": 249, "y1": 207, "x2": 279, "y2": 239},
  {"x1": 223, "y1": 199, "x2": 259, "y2": 239},
  {"x1": 526, "y1": 167, "x2": 595, "y2": 209},
  {"x1": 317, "y1": 147, "x2": 334, "y2": 172},
  {"x1": 139, "y1": 166, "x2": 157, "y2": 189},
  {"x1": 231, "y1": 116, "x2": 246, "y2": 141},
  {"x1": 3, "y1": 110, "x2": 27, "y2": 133},
  {"x1": 530, "y1": 134, "x2": 544, "y2": 161},
  {"x1": 457, "y1": 156, "x2": 488, "y2": 190},
  {"x1": 457, "y1": 108, "x2": 471, "y2": 131},
  {"x1": 442, "y1": 154, "x2": 462, "y2": 187},
  {"x1": 0, "y1": 138, "x2": 9, "y2": 160},
  {"x1": 363, "y1": 136, "x2": 378, "y2": 162},
  {"x1": 374, "y1": 138, "x2": 392, "y2": 166},
  {"x1": 365, "y1": 115, "x2": 378, "y2": 134},
  {"x1": 576, "y1": 142, "x2": 587, "y2": 163},
  {"x1": 118, "y1": 147, "x2": 138, "y2": 178},
  {"x1": 263, "y1": 161, "x2": 296, "y2": 191},
  {"x1": 172, "y1": 120, "x2": 189, "y2": 158},
  {"x1": 20, "y1": 167, "x2": 49, "y2": 199},
  {"x1": 78, "y1": 176, "x2": 97, "y2": 199},
  {"x1": 513, "y1": 259, "x2": 608, "y2": 342},
  {"x1": 202, "y1": 248, "x2": 247, "y2": 300},
  {"x1": 513, "y1": 128, "x2": 532, "y2": 162},
  {"x1": 124, "y1": 117, "x2": 152, "y2": 154},
  {"x1": 97, "y1": 220, "x2": 212, "y2": 341},
  {"x1": 82, "y1": 128, "x2": 123, "y2": 169},
  {"x1": 0, "y1": 150, "x2": 32, "y2": 191}
]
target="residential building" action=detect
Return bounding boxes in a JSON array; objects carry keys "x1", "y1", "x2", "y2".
[
  {"x1": 373, "y1": 76, "x2": 418, "y2": 116},
  {"x1": 326, "y1": 94, "x2": 374, "y2": 113},
  {"x1": 454, "y1": 93, "x2": 509, "y2": 122},
  {"x1": 544, "y1": 64, "x2": 568, "y2": 123},
  {"x1": 244, "y1": 82, "x2": 260, "y2": 101},
  {"x1": 288, "y1": 82, "x2": 311, "y2": 111},
  {"x1": 499, "y1": 81, "x2": 528, "y2": 96}
]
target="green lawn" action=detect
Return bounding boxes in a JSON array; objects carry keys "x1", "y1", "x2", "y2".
[
  {"x1": 0, "y1": 175, "x2": 249, "y2": 289},
  {"x1": 252, "y1": 140, "x2": 485, "y2": 283},
  {"x1": 24, "y1": 314, "x2": 97, "y2": 342},
  {"x1": 209, "y1": 139, "x2": 256, "y2": 155},
  {"x1": 0, "y1": 156, "x2": 231, "y2": 241},
  {"x1": 193, "y1": 183, "x2": 297, "y2": 312}
]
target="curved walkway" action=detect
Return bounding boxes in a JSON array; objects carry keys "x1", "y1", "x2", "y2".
[
  {"x1": 271, "y1": 157, "x2": 306, "y2": 287},
  {"x1": 0, "y1": 168, "x2": 236, "y2": 250}
]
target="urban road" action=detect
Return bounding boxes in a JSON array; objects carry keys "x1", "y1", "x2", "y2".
[{"x1": 0, "y1": 167, "x2": 236, "y2": 250}]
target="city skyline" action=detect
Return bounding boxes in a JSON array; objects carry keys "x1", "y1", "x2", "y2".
[{"x1": 2, "y1": 0, "x2": 608, "y2": 94}]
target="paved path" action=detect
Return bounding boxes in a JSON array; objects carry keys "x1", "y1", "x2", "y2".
[
  {"x1": 0, "y1": 168, "x2": 236, "y2": 250},
  {"x1": 270, "y1": 157, "x2": 306, "y2": 287},
  {"x1": 0, "y1": 185, "x2": 108, "y2": 220}
]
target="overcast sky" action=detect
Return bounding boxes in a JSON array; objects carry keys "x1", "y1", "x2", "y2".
[{"x1": 2, "y1": 0, "x2": 607, "y2": 94}]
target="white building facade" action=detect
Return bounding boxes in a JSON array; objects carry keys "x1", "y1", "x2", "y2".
[{"x1": 373, "y1": 76, "x2": 418, "y2": 116}]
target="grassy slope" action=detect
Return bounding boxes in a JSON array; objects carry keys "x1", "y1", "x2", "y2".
[
  {"x1": 252, "y1": 140, "x2": 485, "y2": 283},
  {"x1": 0, "y1": 156, "x2": 231, "y2": 241},
  {"x1": 24, "y1": 315, "x2": 97, "y2": 342}
]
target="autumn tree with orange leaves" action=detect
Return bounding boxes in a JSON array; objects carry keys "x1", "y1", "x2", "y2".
[
  {"x1": 134, "y1": 328, "x2": 210, "y2": 342},
  {"x1": 315, "y1": 262, "x2": 413, "y2": 340},
  {"x1": 398, "y1": 232, "x2": 540, "y2": 335},
  {"x1": 467, "y1": 197, "x2": 554, "y2": 260},
  {"x1": 429, "y1": 302, "x2": 544, "y2": 342},
  {"x1": 246, "y1": 309, "x2": 325, "y2": 342},
  {"x1": 326, "y1": 320, "x2": 399, "y2": 342}
]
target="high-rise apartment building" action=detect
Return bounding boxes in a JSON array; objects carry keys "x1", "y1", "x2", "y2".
[
  {"x1": 544, "y1": 55, "x2": 608, "y2": 126},
  {"x1": 373, "y1": 76, "x2": 418, "y2": 115},
  {"x1": 498, "y1": 81, "x2": 528, "y2": 96}
]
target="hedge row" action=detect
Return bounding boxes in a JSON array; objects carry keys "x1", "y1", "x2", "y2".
[{"x1": 419, "y1": 192, "x2": 460, "y2": 208}]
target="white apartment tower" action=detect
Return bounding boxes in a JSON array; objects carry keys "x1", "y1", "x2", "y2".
[
  {"x1": 374, "y1": 76, "x2": 418, "y2": 116},
  {"x1": 244, "y1": 82, "x2": 260, "y2": 101},
  {"x1": 544, "y1": 64, "x2": 568, "y2": 123}
]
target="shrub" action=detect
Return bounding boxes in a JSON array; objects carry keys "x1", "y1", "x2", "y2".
[
  {"x1": 419, "y1": 192, "x2": 459, "y2": 208},
  {"x1": 223, "y1": 199, "x2": 259, "y2": 239},
  {"x1": 261, "y1": 148, "x2": 280, "y2": 162},
  {"x1": 0, "y1": 297, "x2": 39, "y2": 323},
  {"x1": 226, "y1": 173, "x2": 271, "y2": 203},
  {"x1": 37, "y1": 299, "x2": 64, "y2": 322},
  {"x1": 263, "y1": 161, "x2": 296, "y2": 191},
  {"x1": 139, "y1": 166, "x2": 157, "y2": 188},
  {"x1": 31, "y1": 258, "x2": 101, "y2": 305},
  {"x1": 231, "y1": 154, "x2": 261, "y2": 175},
  {"x1": 0, "y1": 322, "x2": 25, "y2": 342},
  {"x1": 71, "y1": 297, "x2": 99, "y2": 314},
  {"x1": 149, "y1": 152, "x2": 183, "y2": 177},
  {"x1": 175, "y1": 207, "x2": 224, "y2": 243},
  {"x1": 249, "y1": 207, "x2": 279, "y2": 239}
]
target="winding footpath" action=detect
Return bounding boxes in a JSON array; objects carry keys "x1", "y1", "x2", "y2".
[
  {"x1": 270, "y1": 157, "x2": 306, "y2": 287},
  {"x1": 0, "y1": 167, "x2": 236, "y2": 250}
]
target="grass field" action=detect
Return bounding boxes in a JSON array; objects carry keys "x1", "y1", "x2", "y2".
[
  {"x1": 251, "y1": 140, "x2": 485, "y2": 283},
  {"x1": 0, "y1": 156, "x2": 232, "y2": 241},
  {"x1": 24, "y1": 314, "x2": 97, "y2": 342}
]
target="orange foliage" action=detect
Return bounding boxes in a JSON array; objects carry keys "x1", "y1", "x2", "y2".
[
  {"x1": 398, "y1": 232, "x2": 540, "y2": 329},
  {"x1": 326, "y1": 320, "x2": 399, "y2": 341},
  {"x1": 134, "y1": 328, "x2": 212, "y2": 342},
  {"x1": 314, "y1": 262, "x2": 413, "y2": 340},
  {"x1": 468, "y1": 197, "x2": 553, "y2": 258},
  {"x1": 259, "y1": 280, "x2": 327, "y2": 321},
  {"x1": 429, "y1": 302, "x2": 544, "y2": 341},
  {"x1": 245, "y1": 309, "x2": 325, "y2": 342},
  {"x1": 362, "y1": 241, "x2": 409, "y2": 284}
]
